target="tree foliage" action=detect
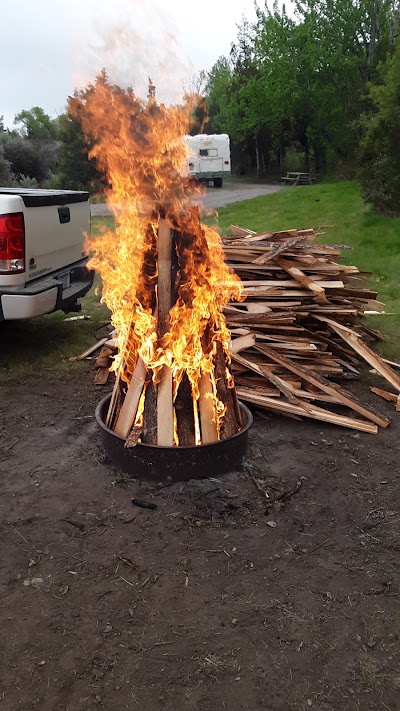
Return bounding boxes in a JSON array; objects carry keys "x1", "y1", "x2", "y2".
[
  {"x1": 0, "y1": 107, "x2": 61, "y2": 184},
  {"x1": 1, "y1": 133, "x2": 38, "y2": 178},
  {"x1": 14, "y1": 106, "x2": 59, "y2": 142},
  {"x1": 206, "y1": 0, "x2": 400, "y2": 185},
  {"x1": 0, "y1": 141, "x2": 14, "y2": 186},
  {"x1": 56, "y1": 110, "x2": 102, "y2": 191},
  {"x1": 359, "y1": 32, "x2": 400, "y2": 214},
  {"x1": 0, "y1": 130, "x2": 59, "y2": 184}
]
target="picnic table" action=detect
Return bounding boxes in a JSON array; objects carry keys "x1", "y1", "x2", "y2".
[{"x1": 281, "y1": 172, "x2": 315, "y2": 186}]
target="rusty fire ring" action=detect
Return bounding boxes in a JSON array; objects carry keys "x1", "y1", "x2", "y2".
[{"x1": 95, "y1": 393, "x2": 253, "y2": 482}]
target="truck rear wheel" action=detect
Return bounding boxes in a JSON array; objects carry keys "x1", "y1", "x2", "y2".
[{"x1": 214, "y1": 178, "x2": 223, "y2": 188}]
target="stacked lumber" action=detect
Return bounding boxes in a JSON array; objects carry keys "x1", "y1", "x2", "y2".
[{"x1": 222, "y1": 224, "x2": 400, "y2": 433}]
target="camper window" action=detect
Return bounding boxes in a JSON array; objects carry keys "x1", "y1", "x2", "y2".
[{"x1": 199, "y1": 148, "x2": 218, "y2": 157}]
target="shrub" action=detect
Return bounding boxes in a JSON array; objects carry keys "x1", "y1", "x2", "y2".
[
  {"x1": 0, "y1": 141, "x2": 14, "y2": 186},
  {"x1": 18, "y1": 174, "x2": 39, "y2": 188},
  {"x1": 359, "y1": 38, "x2": 400, "y2": 215}
]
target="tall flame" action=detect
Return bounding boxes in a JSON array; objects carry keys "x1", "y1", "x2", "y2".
[{"x1": 74, "y1": 72, "x2": 242, "y2": 436}]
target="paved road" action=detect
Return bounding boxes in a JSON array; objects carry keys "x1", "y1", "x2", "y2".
[{"x1": 90, "y1": 181, "x2": 281, "y2": 217}]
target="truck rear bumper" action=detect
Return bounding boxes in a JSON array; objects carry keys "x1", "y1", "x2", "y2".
[
  {"x1": 0, "y1": 259, "x2": 95, "y2": 321},
  {"x1": 189, "y1": 171, "x2": 231, "y2": 179}
]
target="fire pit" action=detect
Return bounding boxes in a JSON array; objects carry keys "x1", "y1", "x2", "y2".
[{"x1": 96, "y1": 393, "x2": 252, "y2": 481}]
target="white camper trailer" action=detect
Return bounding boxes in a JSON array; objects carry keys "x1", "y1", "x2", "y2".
[{"x1": 183, "y1": 134, "x2": 231, "y2": 187}]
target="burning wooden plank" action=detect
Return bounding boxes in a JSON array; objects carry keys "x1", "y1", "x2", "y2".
[
  {"x1": 156, "y1": 219, "x2": 174, "y2": 446},
  {"x1": 114, "y1": 358, "x2": 147, "y2": 439}
]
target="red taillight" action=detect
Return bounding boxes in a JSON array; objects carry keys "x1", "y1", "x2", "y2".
[
  {"x1": 224, "y1": 161, "x2": 230, "y2": 165},
  {"x1": 0, "y1": 212, "x2": 25, "y2": 274}
]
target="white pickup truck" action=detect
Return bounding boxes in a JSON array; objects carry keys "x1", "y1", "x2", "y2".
[{"x1": 0, "y1": 188, "x2": 94, "y2": 321}]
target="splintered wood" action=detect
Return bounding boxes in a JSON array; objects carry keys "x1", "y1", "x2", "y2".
[{"x1": 223, "y1": 224, "x2": 400, "y2": 433}]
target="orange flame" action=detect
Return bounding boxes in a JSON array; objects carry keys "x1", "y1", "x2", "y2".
[{"x1": 74, "y1": 71, "x2": 242, "y2": 438}]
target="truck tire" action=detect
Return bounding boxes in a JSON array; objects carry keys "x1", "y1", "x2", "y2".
[{"x1": 214, "y1": 178, "x2": 223, "y2": 188}]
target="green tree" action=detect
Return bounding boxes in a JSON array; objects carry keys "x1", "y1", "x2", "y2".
[
  {"x1": 183, "y1": 71, "x2": 209, "y2": 135},
  {"x1": 56, "y1": 85, "x2": 106, "y2": 192},
  {"x1": 6, "y1": 107, "x2": 61, "y2": 183},
  {"x1": 1, "y1": 133, "x2": 37, "y2": 178},
  {"x1": 14, "y1": 106, "x2": 59, "y2": 142},
  {"x1": 206, "y1": 21, "x2": 267, "y2": 175},
  {"x1": 56, "y1": 112, "x2": 101, "y2": 191},
  {"x1": 206, "y1": 0, "x2": 399, "y2": 176},
  {"x1": 359, "y1": 33, "x2": 400, "y2": 213},
  {"x1": 1, "y1": 130, "x2": 59, "y2": 184}
]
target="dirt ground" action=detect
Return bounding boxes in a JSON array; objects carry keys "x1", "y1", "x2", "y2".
[{"x1": 1, "y1": 369, "x2": 399, "y2": 711}]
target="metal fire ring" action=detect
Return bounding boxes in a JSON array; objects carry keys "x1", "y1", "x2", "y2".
[{"x1": 95, "y1": 393, "x2": 253, "y2": 482}]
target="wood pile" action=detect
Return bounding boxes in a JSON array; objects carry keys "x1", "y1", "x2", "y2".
[
  {"x1": 222, "y1": 224, "x2": 400, "y2": 434},
  {"x1": 85, "y1": 221, "x2": 399, "y2": 435}
]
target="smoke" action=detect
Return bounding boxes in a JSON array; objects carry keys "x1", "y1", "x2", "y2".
[{"x1": 71, "y1": 0, "x2": 196, "y2": 103}]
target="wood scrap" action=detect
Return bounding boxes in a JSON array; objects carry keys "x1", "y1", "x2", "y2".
[
  {"x1": 313, "y1": 316, "x2": 400, "y2": 393},
  {"x1": 230, "y1": 333, "x2": 256, "y2": 354},
  {"x1": 382, "y1": 357, "x2": 400, "y2": 370},
  {"x1": 370, "y1": 387, "x2": 398, "y2": 403},
  {"x1": 93, "y1": 343, "x2": 117, "y2": 385},
  {"x1": 236, "y1": 388, "x2": 379, "y2": 433},
  {"x1": 70, "y1": 337, "x2": 108, "y2": 362},
  {"x1": 94, "y1": 367, "x2": 111, "y2": 385}
]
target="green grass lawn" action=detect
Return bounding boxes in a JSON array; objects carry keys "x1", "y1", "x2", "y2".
[
  {"x1": 0, "y1": 182, "x2": 398, "y2": 383},
  {"x1": 0, "y1": 273, "x2": 110, "y2": 382}
]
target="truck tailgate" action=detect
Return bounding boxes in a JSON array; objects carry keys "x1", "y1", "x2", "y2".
[
  {"x1": 24, "y1": 190, "x2": 90, "y2": 283},
  {"x1": 0, "y1": 188, "x2": 90, "y2": 284}
]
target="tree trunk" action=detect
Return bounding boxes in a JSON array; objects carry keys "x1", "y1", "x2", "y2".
[
  {"x1": 255, "y1": 136, "x2": 260, "y2": 178},
  {"x1": 304, "y1": 138, "x2": 310, "y2": 173},
  {"x1": 367, "y1": 1, "x2": 379, "y2": 75},
  {"x1": 390, "y1": 2, "x2": 399, "y2": 47},
  {"x1": 278, "y1": 135, "x2": 285, "y2": 175}
]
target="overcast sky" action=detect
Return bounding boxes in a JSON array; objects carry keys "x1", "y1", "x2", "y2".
[{"x1": 1, "y1": 0, "x2": 260, "y2": 128}]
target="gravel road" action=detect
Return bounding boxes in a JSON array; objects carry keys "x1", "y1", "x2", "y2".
[{"x1": 90, "y1": 181, "x2": 281, "y2": 216}]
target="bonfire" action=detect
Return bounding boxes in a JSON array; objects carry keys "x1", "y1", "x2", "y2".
[{"x1": 76, "y1": 73, "x2": 243, "y2": 447}]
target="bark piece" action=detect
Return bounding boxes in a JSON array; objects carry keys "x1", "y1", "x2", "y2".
[{"x1": 175, "y1": 372, "x2": 196, "y2": 447}]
